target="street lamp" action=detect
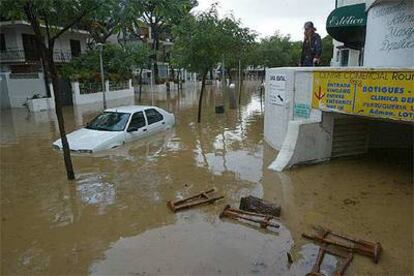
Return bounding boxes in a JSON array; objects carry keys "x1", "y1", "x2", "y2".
[{"x1": 96, "y1": 43, "x2": 107, "y2": 109}]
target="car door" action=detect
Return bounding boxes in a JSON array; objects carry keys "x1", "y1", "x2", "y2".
[
  {"x1": 144, "y1": 108, "x2": 165, "y2": 135},
  {"x1": 125, "y1": 111, "x2": 148, "y2": 142}
]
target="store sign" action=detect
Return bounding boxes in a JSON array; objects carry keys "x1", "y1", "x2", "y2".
[
  {"x1": 312, "y1": 71, "x2": 414, "y2": 122},
  {"x1": 326, "y1": 3, "x2": 367, "y2": 28},
  {"x1": 328, "y1": 15, "x2": 365, "y2": 27},
  {"x1": 268, "y1": 74, "x2": 287, "y2": 106}
]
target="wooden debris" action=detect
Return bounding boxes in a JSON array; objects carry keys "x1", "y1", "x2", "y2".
[
  {"x1": 167, "y1": 188, "x2": 224, "y2": 212},
  {"x1": 239, "y1": 195, "x2": 281, "y2": 217},
  {"x1": 220, "y1": 204, "x2": 280, "y2": 229},
  {"x1": 302, "y1": 225, "x2": 382, "y2": 263},
  {"x1": 306, "y1": 246, "x2": 353, "y2": 276}
]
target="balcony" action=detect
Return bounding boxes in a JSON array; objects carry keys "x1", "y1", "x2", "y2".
[{"x1": 0, "y1": 48, "x2": 73, "y2": 63}]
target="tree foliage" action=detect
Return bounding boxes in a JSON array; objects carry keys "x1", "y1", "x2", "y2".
[
  {"x1": 60, "y1": 43, "x2": 150, "y2": 81},
  {"x1": 79, "y1": 0, "x2": 136, "y2": 44},
  {"x1": 0, "y1": 0, "x2": 103, "y2": 180},
  {"x1": 320, "y1": 35, "x2": 333, "y2": 66},
  {"x1": 128, "y1": 0, "x2": 198, "y2": 82}
]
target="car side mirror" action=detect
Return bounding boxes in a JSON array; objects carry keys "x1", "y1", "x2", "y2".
[{"x1": 127, "y1": 126, "x2": 138, "y2": 132}]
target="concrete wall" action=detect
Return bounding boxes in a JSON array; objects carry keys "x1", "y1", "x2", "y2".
[
  {"x1": 0, "y1": 73, "x2": 11, "y2": 109},
  {"x1": 0, "y1": 72, "x2": 48, "y2": 108},
  {"x1": 263, "y1": 68, "x2": 295, "y2": 150},
  {"x1": 264, "y1": 66, "x2": 414, "y2": 171},
  {"x1": 26, "y1": 84, "x2": 55, "y2": 112},
  {"x1": 364, "y1": 0, "x2": 414, "y2": 67},
  {"x1": 337, "y1": 0, "x2": 365, "y2": 6},
  {"x1": 72, "y1": 80, "x2": 134, "y2": 106}
]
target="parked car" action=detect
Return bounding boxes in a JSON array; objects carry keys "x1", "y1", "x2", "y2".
[{"x1": 53, "y1": 105, "x2": 175, "y2": 153}]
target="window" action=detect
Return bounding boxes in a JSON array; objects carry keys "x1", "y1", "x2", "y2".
[
  {"x1": 22, "y1": 34, "x2": 40, "y2": 61},
  {"x1": 0, "y1": 34, "x2": 6, "y2": 52},
  {"x1": 70, "y1": 39, "x2": 81, "y2": 57},
  {"x1": 340, "y1": 49, "x2": 349, "y2": 67},
  {"x1": 145, "y1": 109, "x2": 164, "y2": 125},
  {"x1": 129, "y1": 111, "x2": 146, "y2": 129},
  {"x1": 86, "y1": 112, "x2": 130, "y2": 131}
]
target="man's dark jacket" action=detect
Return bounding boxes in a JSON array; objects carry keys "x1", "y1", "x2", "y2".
[{"x1": 300, "y1": 33, "x2": 322, "y2": 66}]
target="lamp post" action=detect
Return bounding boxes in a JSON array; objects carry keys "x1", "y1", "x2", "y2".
[{"x1": 97, "y1": 43, "x2": 107, "y2": 109}]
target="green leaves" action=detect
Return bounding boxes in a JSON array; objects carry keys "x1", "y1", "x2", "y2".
[
  {"x1": 60, "y1": 43, "x2": 150, "y2": 81},
  {"x1": 172, "y1": 5, "x2": 256, "y2": 74}
]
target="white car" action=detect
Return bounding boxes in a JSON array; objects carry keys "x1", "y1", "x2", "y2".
[{"x1": 53, "y1": 105, "x2": 175, "y2": 153}]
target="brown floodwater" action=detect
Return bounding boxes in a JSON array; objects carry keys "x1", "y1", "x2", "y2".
[{"x1": 1, "y1": 82, "x2": 413, "y2": 275}]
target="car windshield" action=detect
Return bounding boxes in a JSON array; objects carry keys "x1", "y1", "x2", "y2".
[{"x1": 86, "y1": 112, "x2": 130, "y2": 131}]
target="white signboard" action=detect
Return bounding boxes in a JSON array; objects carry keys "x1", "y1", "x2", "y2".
[
  {"x1": 268, "y1": 74, "x2": 287, "y2": 106},
  {"x1": 364, "y1": 0, "x2": 414, "y2": 67}
]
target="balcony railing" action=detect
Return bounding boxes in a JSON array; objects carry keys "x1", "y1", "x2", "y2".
[
  {"x1": 0, "y1": 48, "x2": 73, "y2": 63},
  {"x1": 0, "y1": 49, "x2": 25, "y2": 62}
]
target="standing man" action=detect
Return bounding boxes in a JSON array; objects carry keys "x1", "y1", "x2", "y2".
[{"x1": 300, "y1": 21, "x2": 322, "y2": 66}]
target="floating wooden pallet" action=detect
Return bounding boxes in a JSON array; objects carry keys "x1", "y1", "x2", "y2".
[
  {"x1": 167, "y1": 188, "x2": 224, "y2": 212},
  {"x1": 302, "y1": 225, "x2": 382, "y2": 263},
  {"x1": 220, "y1": 204, "x2": 280, "y2": 229},
  {"x1": 306, "y1": 246, "x2": 353, "y2": 276}
]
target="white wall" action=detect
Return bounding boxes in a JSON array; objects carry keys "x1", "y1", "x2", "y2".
[
  {"x1": 337, "y1": 0, "x2": 366, "y2": 7},
  {"x1": 263, "y1": 68, "x2": 295, "y2": 150},
  {"x1": 71, "y1": 80, "x2": 134, "y2": 105},
  {"x1": 0, "y1": 72, "x2": 48, "y2": 108},
  {"x1": 364, "y1": 0, "x2": 414, "y2": 67}
]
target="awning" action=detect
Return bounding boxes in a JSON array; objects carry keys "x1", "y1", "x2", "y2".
[{"x1": 326, "y1": 3, "x2": 367, "y2": 49}]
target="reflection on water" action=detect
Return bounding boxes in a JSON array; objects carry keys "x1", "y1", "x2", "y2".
[
  {"x1": 1, "y1": 81, "x2": 412, "y2": 275},
  {"x1": 90, "y1": 214, "x2": 294, "y2": 275},
  {"x1": 76, "y1": 173, "x2": 115, "y2": 209}
]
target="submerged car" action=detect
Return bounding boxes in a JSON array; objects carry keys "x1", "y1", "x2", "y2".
[{"x1": 53, "y1": 105, "x2": 175, "y2": 153}]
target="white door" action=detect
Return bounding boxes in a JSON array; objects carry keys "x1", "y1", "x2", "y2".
[
  {"x1": 144, "y1": 108, "x2": 165, "y2": 135},
  {"x1": 125, "y1": 111, "x2": 148, "y2": 142}
]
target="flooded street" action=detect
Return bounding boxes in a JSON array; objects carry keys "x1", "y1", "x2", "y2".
[{"x1": 1, "y1": 82, "x2": 412, "y2": 275}]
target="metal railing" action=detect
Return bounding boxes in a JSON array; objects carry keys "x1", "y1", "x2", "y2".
[
  {"x1": 9, "y1": 72, "x2": 40, "y2": 79},
  {"x1": 0, "y1": 47, "x2": 72, "y2": 63},
  {"x1": 0, "y1": 49, "x2": 25, "y2": 62},
  {"x1": 109, "y1": 80, "x2": 129, "y2": 91},
  {"x1": 79, "y1": 82, "x2": 102, "y2": 94}
]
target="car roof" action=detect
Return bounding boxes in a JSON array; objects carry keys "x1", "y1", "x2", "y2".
[{"x1": 104, "y1": 105, "x2": 157, "y2": 114}]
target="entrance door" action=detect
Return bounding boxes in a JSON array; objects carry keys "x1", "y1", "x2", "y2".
[{"x1": 58, "y1": 78, "x2": 73, "y2": 106}]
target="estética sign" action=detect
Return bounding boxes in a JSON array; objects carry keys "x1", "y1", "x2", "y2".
[
  {"x1": 326, "y1": 3, "x2": 367, "y2": 48},
  {"x1": 327, "y1": 5, "x2": 366, "y2": 27},
  {"x1": 312, "y1": 70, "x2": 414, "y2": 122}
]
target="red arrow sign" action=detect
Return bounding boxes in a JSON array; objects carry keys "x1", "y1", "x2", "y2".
[{"x1": 314, "y1": 86, "x2": 325, "y2": 100}]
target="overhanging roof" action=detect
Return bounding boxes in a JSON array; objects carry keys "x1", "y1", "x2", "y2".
[{"x1": 326, "y1": 3, "x2": 367, "y2": 49}]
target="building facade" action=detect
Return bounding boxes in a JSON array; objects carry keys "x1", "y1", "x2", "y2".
[{"x1": 0, "y1": 21, "x2": 89, "y2": 109}]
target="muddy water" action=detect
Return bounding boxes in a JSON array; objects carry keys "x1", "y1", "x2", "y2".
[{"x1": 1, "y1": 82, "x2": 412, "y2": 275}]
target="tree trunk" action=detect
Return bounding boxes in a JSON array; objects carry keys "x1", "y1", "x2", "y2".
[
  {"x1": 197, "y1": 72, "x2": 207, "y2": 123},
  {"x1": 176, "y1": 70, "x2": 180, "y2": 91},
  {"x1": 46, "y1": 50, "x2": 75, "y2": 180},
  {"x1": 260, "y1": 69, "x2": 265, "y2": 95},
  {"x1": 138, "y1": 67, "x2": 143, "y2": 102},
  {"x1": 227, "y1": 70, "x2": 232, "y2": 84},
  {"x1": 152, "y1": 30, "x2": 160, "y2": 83},
  {"x1": 229, "y1": 86, "x2": 237, "y2": 109},
  {"x1": 238, "y1": 60, "x2": 242, "y2": 105}
]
